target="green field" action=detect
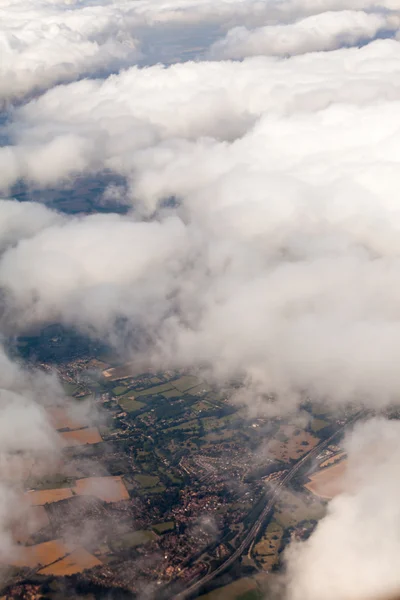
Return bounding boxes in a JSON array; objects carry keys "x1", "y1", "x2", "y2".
[
  {"x1": 171, "y1": 376, "x2": 200, "y2": 392},
  {"x1": 62, "y1": 382, "x2": 79, "y2": 395},
  {"x1": 134, "y1": 474, "x2": 160, "y2": 488},
  {"x1": 165, "y1": 419, "x2": 200, "y2": 432},
  {"x1": 187, "y1": 383, "x2": 211, "y2": 395},
  {"x1": 310, "y1": 418, "x2": 329, "y2": 432},
  {"x1": 136, "y1": 383, "x2": 175, "y2": 397},
  {"x1": 152, "y1": 521, "x2": 175, "y2": 534},
  {"x1": 111, "y1": 529, "x2": 157, "y2": 550},
  {"x1": 118, "y1": 397, "x2": 146, "y2": 412},
  {"x1": 142, "y1": 485, "x2": 166, "y2": 495},
  {"x1": 113, "y1": 385, "x2": 129, "y2": 396},
  {"x1": 162, "y1": 389, "x2": 183, "y2": 399}
]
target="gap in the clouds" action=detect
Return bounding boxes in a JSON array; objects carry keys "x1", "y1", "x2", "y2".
[
  {"x1": 11, "y1": 324, "x2": 110, "y2": 366},
  {"x1": 350, "y1": 28, "x2": 398, "y2": 48},
  {"x1": 9, "y1": 173, "x2": 130, "y2": 216},
  {"x1": 136, "y1": 23, "x2": 222, "y2": 66}
]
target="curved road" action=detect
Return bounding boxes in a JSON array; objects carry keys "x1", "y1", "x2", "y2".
[{"x1": 173, "y1": 412, "x2": 365, "y2": 600}]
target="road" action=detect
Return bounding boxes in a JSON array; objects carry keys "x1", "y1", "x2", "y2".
[{"x1": 173, "y1": 412, "x2": 365, "y2": 600}]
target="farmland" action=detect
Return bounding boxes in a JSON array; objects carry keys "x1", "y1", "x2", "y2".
[
  {"x1": 3, "y1": 540, "x2": 69, "y2": 569},
  {"x1": 73, "y1": 476, "x2": 130, "y2": 502},
  {"x1": 38, "y1": 547, "x2": 102, "y2": 576},
  {"x1": 199, "y1": 577, "x2": 261, "y2": 600},
  {"x1": 25, "y1": 488, "x2": 74, "y2": 506},
  {"x1": 274, "y1": 489, "x2": 325, "y2": 528},
  {"x1": 110, "y1": 530, "x2": 158, "y2": 551},
  {"x1": 265, "y1": 425, "x2": 320, "y2": 462},
  {"x1": 60, "y1": 427, "x2": 102, "y2": 446},
  {"x1": 117, "y1": 396, "x2": 146, "y2": 412},
  {"x1": 48, "y1": 406, "x2": 86, "y2": 431},
  {"x1": 2, "y1": 344, "x2": 353, "y2": 599},
  {"x1": 153, "y1": 521, "x2": 175, "y2": 534},
  {"x1": 253, "y1": 521, "x2": 283, "y2": 570}
]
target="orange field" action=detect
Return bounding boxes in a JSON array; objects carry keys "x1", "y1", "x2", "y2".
[
  {"x1": 4, "y1": 539, "x2": 69, "y2": 568},
  {"x1": 60, "y1": 427, "x2": 102, "y2": 446},
  {"x1": 25, "y1": 488, "x2": 73, "y2": 506},
  {"x1": 73, "y1": 476, "x2": 130, "y2": 503},
  {"x1": 47, "y1": 407, "x2": 84, "y2": 431},
  {"x1": 304, "y1": 460, "x2": 347, "y2": 499},
  {"x1": 38, "y1": 547, "x2": 101, "y2": 575},
  {"x1": 14, "y1": 505, "x2": 50, "y2": 544}
]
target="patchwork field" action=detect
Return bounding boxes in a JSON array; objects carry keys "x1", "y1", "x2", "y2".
[{"x1": 304, "y1": 460, "x2": 347, "y2": 500}]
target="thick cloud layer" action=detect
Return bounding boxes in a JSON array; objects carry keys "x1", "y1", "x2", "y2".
[
  {"x1": 209, "y1": 10, "x2": 400, "y2": 59},
  {"x1": 2, "y1": 38, "x2": 400, "y2": 190},
  {"x1": 2, "y1": 33, "x2": 400, "y2": 409},
  {"x1": 3, "y1": 0, "x2": 400, "y2": 105},
  {"x1": 0, "y1": 0, "x2": 141, "y2": 106}
]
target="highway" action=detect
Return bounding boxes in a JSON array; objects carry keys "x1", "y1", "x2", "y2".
[{"x1": 173, "y1": 412, "x2": 365, "y2": 600}]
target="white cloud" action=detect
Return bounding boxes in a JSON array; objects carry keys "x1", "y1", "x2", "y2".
[
  {"x1": 3, "y1": 38, "x2": 400, "y2": 192},
  {"x1": 0, "y1": 0, "x2": 141, "y2": 105},
  {"x1": 3, "y1": 0, "x2": 399, "y2": 105},
  {"x1": 209, "y1": 10, "x2": 400, "y2": 59},
  {"x1": 2, "y1": 35, "x2": 400, "y2": 410},
  {"x1": 285, "y1": 418, "x2": 400, "y2": 600},
  {"x1": 0, "y1": 345, "x2": 62, "y2": 559}
]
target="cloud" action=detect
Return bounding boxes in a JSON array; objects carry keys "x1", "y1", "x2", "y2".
[
  {"x1": 2, "y1": 37, "x2": 400, "y2": 193},
  {"x1": 0, "y1": 345, "x2": 62, "y2": 559},
  {"x1": 3, "y1": 0, "x2": 400, "y2": 106},
  {"x1": 285, "y1": 418, "x2": 400, "y2": 600},
  {"x1": 1, "y1": 34, "x2": 400, "y2": 411},
  {"x1": 0, "y1": 0, "x2": 142, "y2": 106},
  {"x1": 209, "y1": 10, "x2": 400, "y2": 59}
]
